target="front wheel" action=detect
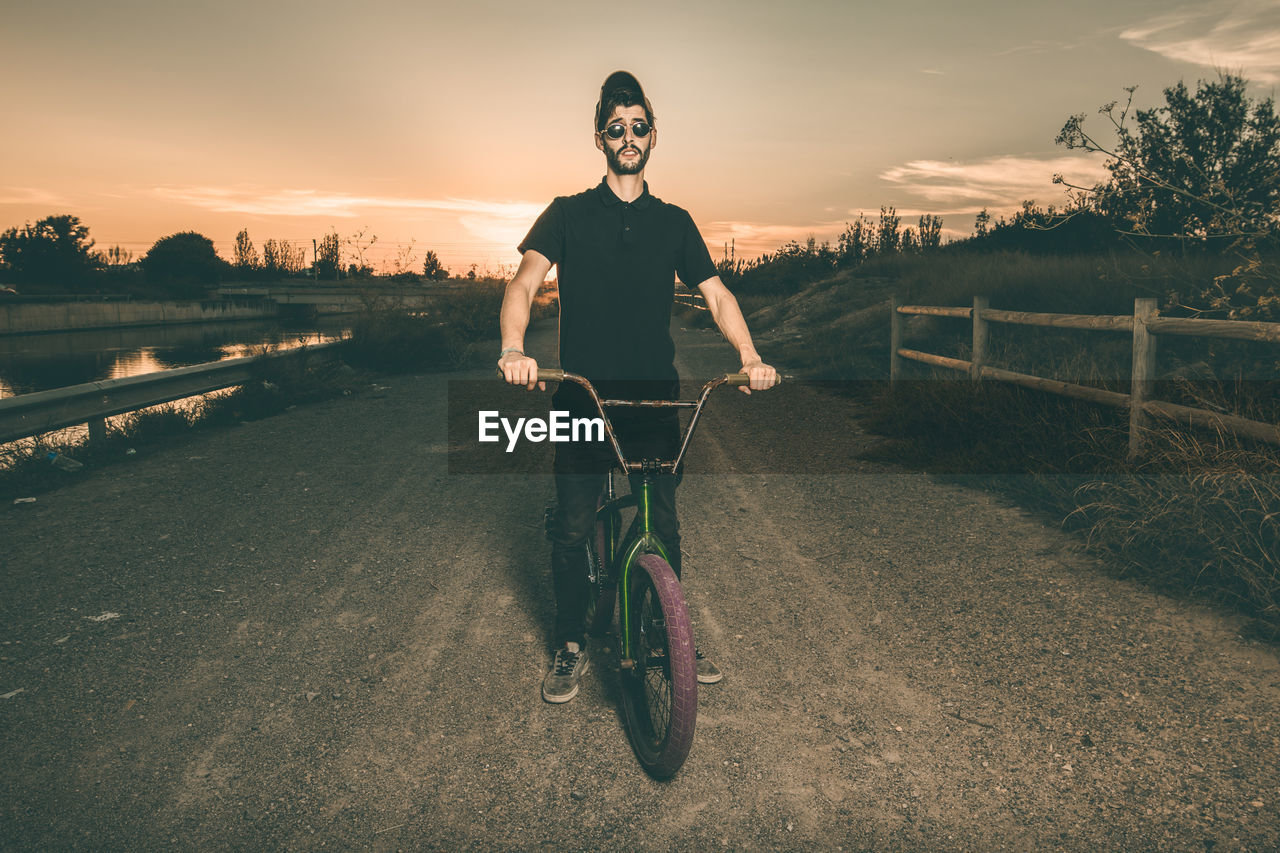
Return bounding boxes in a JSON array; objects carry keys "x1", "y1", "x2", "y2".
[{"x1": 619, "y1": 553, "x2": 697, "y2": 779}]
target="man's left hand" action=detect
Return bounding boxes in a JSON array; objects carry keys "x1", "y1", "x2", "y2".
[{"x1": 739, "y1": 360, "x2": 778, "y2": 394}]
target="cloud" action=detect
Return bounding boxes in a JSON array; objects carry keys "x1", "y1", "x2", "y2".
[
  {"x1": 1120, "y1": 1, "x2": 1280, "y2": 83},
  {"x1": 0, "y1": 187, "x2": 68, "y2": 206},
  {"x1": 151, "y1": 186, "x2": 547, "y2": 251},
  {"x1": 879, "y1": 154, "x2": 1111, "y2": 212},
  {"x1": 993, "y1": 40, "x2": 1077, "y2": 57},
  {"x1": 152, "y1": 186, "x2": 543, "y2": 222}
]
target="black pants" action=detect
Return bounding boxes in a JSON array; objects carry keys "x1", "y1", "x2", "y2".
[{"x1": 548, "y1": 414, "x2": 681, "y2": 647}]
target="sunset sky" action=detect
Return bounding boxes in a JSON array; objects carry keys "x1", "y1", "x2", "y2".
[{"x1": 4, "y1": 0, "x2": 1279, "y2": 275}]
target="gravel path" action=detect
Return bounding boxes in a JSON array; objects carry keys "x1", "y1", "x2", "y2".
[{"x1": 2, "y1": 321, "x2": 1278, "y2": 851}]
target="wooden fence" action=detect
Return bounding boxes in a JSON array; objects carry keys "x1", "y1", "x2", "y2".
[
  {"x1": 890, "y1": 297, "x2": 1280, "y2": 456},
  {"x1": 0, "y1": 342, "x2": 341, "y2": 446}
]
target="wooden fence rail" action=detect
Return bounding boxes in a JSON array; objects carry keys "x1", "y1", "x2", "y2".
[
  {"x1": 0, "y1": 342, "x2": 341, "y2": 446},
  {"x1": 890, "y1": 297, "x2": 1280, "y2": 456}
]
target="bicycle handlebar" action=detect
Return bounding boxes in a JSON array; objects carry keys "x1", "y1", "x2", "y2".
[
  {"x1": 502, "y1": 368, "x2": 754, "y2": 386},
  {"x1": 493, "y1": 368, "x2": 771, "y2": 473}
]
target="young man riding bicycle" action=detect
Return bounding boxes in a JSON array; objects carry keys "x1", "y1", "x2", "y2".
[{"x1": 498, "y1": 70, "x2": 778, "y2": 703}]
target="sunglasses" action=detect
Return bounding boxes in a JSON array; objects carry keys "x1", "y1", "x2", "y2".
[{"x1": 600, "y1": 120, "x2": 652, "y2": 140}]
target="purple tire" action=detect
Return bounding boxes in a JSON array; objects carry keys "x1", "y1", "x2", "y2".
[{"x1": 620, "y1": 553, "x2": 697, "y2": 779}]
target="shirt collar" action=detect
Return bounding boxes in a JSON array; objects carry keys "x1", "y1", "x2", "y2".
[{"x1": 597, "y1": 178, "x2": 652, "y2": 210}]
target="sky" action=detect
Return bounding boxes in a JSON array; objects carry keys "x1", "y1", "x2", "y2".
[{"x1": 3, "y1": 0, "x2": 1279, "y2": 275}]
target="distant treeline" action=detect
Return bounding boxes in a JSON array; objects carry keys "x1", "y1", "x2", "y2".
[
  {"x1": 0, "y1": 220, "x2": 455, "y2": 299},
  {"x1": 717, "y1": 204, "x2": 1126, "y2": 297}
]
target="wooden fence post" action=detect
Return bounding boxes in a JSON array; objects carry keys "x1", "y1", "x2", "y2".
[
  {"x1": 971, "y1": 295, "x2": 988, "y2": 381},
  {"x1": 889, "y1": 296, "x2": 902, "y2": 387},
  {"x1": 88, "y1": 417, "x2": 107, "y2": 443},
  {"x1": 1129, "y1": 298, "x2": 1158, "y2": 459}
]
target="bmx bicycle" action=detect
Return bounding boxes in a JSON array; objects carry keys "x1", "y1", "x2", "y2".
[{"x1": 506, "y1": 367, "x2": 757, "y2": 779}]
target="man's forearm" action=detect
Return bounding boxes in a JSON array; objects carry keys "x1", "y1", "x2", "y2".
[
  {"x1": 705, "y1": 288, "x2": 762, "y2": 364},
  {"x1": 499, "y1": 280, "x2": 534, "y2": 352}
]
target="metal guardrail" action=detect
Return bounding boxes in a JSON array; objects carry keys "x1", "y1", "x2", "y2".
[
  {"x1": 889, "y1": 297, "x2": 1280, "y2": 456},
  {"x1": 0, "y1": 341, "x2": 342, "y2": 445}
]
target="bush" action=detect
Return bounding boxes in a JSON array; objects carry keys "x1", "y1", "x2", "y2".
[
  {"x1": 142, "y1": 231, "x2": 227, "y2": 295},
  {"x1": 342, "y1": 279, "x2": 531, "y2": 372},
  {"x1": 343, "y1": 311, "x2": 459, "y2": 372}
]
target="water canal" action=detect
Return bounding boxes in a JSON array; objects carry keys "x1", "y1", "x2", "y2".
[{"x1": 0, "y1": 317, "x2": 351, "y2": 399}]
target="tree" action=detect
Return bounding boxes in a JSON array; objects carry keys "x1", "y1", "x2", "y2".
[
  {"x1": 262, "y1": 238, "x2": 304, "y2": 277},
  {"x1": 233, "y1": 229, "x2": 259, "y2": 274},
  {"x1": 877, "y1": 206, "x2": 901, "y2": 255},
  {"x1": 104, "y1": 245, "x2": 133, "y2": 266},
  {"x1": 1057, "y1": 75, "x2": 1280, "y2": 244},
  {"x1": 422, "y1": 249, "x2": 449, "y2": 280},
  {"x1": 141, "y1": 231, "x2": 226, "y2": 294},
  {"x1": 900, "y1": 227, "x2": 917, "y2": 254},
  {"x1": 345, "y1": 226, "x2": 377, "y2": 278},
  {"x1": 918, "y1": 214, "x2": 943, "y2": 250},
  {"x1": 389, "y1": 238, "x2": 418, "y2": 281},
  {"x1": 314, "y1": 231, "x2": 342, "y2": 279},
  {"x1": 262, "y1": 239, "x2": 284, "y2": 277},
  {"x1": 1057, "y1": 74, "x2": 1280, "y2": 317},
  {"x1": 0, "y1": 214, "x2": 101, "y2": 285},
  {"x1": 974, "y1": 208, "x2": 991, "y2": 238},
  {"x1": 836, "y1": 217, "x2": 872, "y2": 267}
]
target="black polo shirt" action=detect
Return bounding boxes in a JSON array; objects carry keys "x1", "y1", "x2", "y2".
[{"x1": 518, "y1": 179, "x2": 717, "y2": 386}]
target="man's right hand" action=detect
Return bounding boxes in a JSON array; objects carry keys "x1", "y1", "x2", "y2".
[{"x1": 498, "y1": 350, "x2": 545, "y2": 391}]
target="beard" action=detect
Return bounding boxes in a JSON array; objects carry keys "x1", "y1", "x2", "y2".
[{"x1": 604, "y1": 141, "x2": 650, "y2": 175}]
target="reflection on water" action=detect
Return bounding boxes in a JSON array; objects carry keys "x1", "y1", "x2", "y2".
[{"x1": 0, "y1": 319, "x2": 349, "y2": 399}]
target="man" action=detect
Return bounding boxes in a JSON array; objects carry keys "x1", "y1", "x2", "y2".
[{"x1": 498, "y1": 71, "x2": 777, "y2": 703}]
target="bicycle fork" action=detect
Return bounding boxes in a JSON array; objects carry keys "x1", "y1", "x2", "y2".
[{"x1": 616, "y1": 465, "x2": 674, "y2": 671}]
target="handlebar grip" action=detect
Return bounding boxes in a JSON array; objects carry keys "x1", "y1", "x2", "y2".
[
  {"x1": 724, "y1": 372, "x2": 783, "y2": 386},
  {"x1": 494, "y1": 367, "x2": 565, "y2": 382}
]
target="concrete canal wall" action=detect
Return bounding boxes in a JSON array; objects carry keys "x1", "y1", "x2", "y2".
[{"x1": 0, "y1": 300, "x2": 283, "y2": 335}]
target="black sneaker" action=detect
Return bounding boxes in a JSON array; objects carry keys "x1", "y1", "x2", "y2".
[
  {"x1": 542, "y1": 641, "x2": 589, "y2": 703},
  {"x1": 696, "y1": 649, "x2": 723, "y2": 684}
]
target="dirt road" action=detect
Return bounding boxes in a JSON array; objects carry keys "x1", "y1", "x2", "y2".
[{"x1": 2, "y1": 322, "x2": 1278, "y2": 851}]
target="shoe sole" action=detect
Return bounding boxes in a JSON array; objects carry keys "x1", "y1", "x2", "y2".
[{"x1": 542, "y1": 683, "x2": 579, "y2": 703}]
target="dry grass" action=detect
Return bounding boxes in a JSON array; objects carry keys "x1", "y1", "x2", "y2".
[{"x1": 1068, "y1": 430, "x2": 1280, "y2": 626}]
